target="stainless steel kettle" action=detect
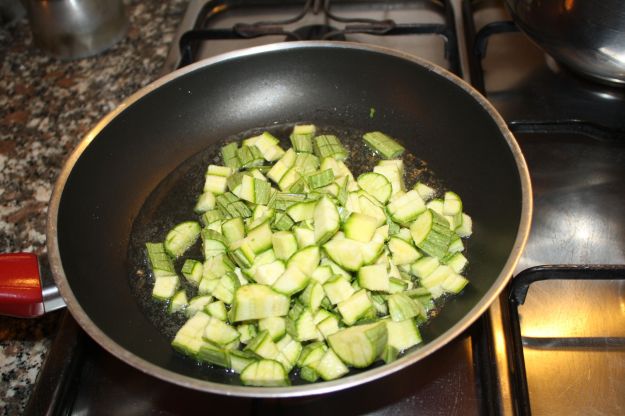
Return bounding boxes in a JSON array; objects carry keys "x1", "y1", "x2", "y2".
[{"x1": 22, "y1": 0, "x2": 128, "y2": 60}]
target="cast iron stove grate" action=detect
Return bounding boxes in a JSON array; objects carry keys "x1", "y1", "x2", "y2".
[{"x1": 172, "y1": 0, "x2": 461, "y2": 75}]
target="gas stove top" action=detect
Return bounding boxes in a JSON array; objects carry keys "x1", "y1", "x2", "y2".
[{"x1": 27, "y1": 1, "x2": 625, "y2": 415}]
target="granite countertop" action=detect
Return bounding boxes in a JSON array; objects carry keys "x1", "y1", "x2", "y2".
[{"x1": 0, "y1": 1, "x2": 187, "y2": 413}]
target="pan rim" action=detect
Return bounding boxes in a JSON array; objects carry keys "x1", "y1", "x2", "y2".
[{"x1": 47, "y1": 40, "x2": 532, "y2": 397}]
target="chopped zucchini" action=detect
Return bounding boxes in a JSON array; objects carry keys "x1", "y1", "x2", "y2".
[
  {"x1": 148, "y1": 127, "x2": 476, "y2": 387},
  {"x1": 240, "y1": 359, "x2": 289, "y2": 387},
  {"x1": 230, "y1": 284, "x2": 290, "y2": 322},
  {"x1": 357, "y1": 172, "x2": 392, "y2": 204},
  {"x1": 363, "y1": 131, "x2": 405, "y2": 159},
  {"x1": 327, "y1": 321, "x2": 388, "y2": 368},
  {"x1": 343, "y1": 212, "x2": 379, "y2": 243}
]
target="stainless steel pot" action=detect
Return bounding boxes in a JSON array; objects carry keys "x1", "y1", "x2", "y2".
[
  {"x1": 504, "y1": 0, "x2": 625, "y2": 85},
  {"x1": 22, "y1": 0, "x2": 128, "y2": 60}
]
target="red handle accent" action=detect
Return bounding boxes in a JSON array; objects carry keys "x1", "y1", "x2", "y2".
[{"x1": 0, "y1": 253, "x2": 44, "y2": 317}]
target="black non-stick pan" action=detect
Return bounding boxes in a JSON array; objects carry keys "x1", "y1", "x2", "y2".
[{"x1": 19, "y1": 42, "x2": 532, "y2": 396}]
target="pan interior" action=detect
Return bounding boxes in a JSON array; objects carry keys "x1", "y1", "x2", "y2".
[{"x1": 55, "y1": 44, "x2": 523, "y2": 391}]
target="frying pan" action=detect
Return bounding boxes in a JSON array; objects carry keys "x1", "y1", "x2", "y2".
[{"x1": 1, "y1": 42, "x2": 531, "y2": 396}]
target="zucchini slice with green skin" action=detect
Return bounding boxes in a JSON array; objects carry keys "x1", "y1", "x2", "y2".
[
  {"x1": 152, "y1": 274, "x2": 179, "y2": 300},
  {"x1": 357, "y1": 172, "x2": 392, "y2": 204},
  {"x1": 245, "y1": 221, "x2": 273, "y2": 254},
  {"x1": 230, "y1": 284, "x2": 290, "y2": 322},
  {"x1": 237, "y1": 145, "x2": 265, "y2": 168},
  {"x1": 267, "y1": 148, "x2": 297, "y2": 181},
  {"x1": 207, "y1": 164, "x2": 234, "y2": 178},
  {"x1": 441, "y1": 273, "x2": 469, "y2": 294},
  {"x1": 221, "y1": 217, "x2": 246, "y2": 244},
  {"x1": 413, "y1": 182, "x2": 436, "y2": 201},
  {"x1": 308, "y1": 169, "x2": 335, "y2": 189},
  {"x1": 373, "y1": 163, "x2": 404, "y2": 195},
  {"x1": 204, "y1": 174, "x2": 229, "y2": 195},
  {"x1": 240, "y1": 359, "x2": 290, "y2": 387},
  {"x1": 211, "y1": 272, "x2": 240, "y2": 305},
  {"x1": 313, "y1": 135, "x2": 349, "y2": 160},
  {"x1": 387, "y1": 236, "x2": 421, "y2": 266},
  {"x1": 287, "y1": 246, "x2": 321, "y2": 276},
  {"x1": 363, "y1": 131, "x2": 405, "y2": 159},
  {"x1": 286, "y1": 200, "x2": 316, "y2": 222},
  {"x1": 313, "y1": 196, "x2": 340, "y2": 244},
  {"x1": 443, "y1": 252, "x2": 468, "y2": 273},
  {"x1": 448, "y1": 235, "x2": 465, "y2": 253},
  {"x1": 168, "y1": 290, "x2": 188, "y2": 314},
  {"x1": 322, "y1": 236, "x2": 364, "y2": 272},
  {"x1": 287, "y1": 307, "x2": 318, "y2": 342},
  {"x1": 200, "y1": 209, "x2": 224, "y2": 226},
  {"x1": 244, "y1": 132, "x2": 285, "y2": 162},
  {"x1": 297, "y1": 341, "x2": 327, "y2": 368},
  {"x1": 229, "y1": 350, "x2": 257, "y2": 374},
  {"x1": 203, "y1": 316, "x2": 240, "y2": 346},
  {"x1": 290, "y1": 124, "x2": 316, "y2": 153},
  {"x1": 258, "y1": 317, "x2": 287, "y2": 341},
  {"x1": 237, "y1": 324, "x2": 258, "y2": 345},
  {"x1": 272, "y1": 211, "x2": 296, "y2": 231},
  {"x1": 387, "y1": 190, "x2": 426, "y2": 226},
  {"x1": 456, "y1": 213, "x2": 473, "y2": 238},
  {"x1": 254, "y1": 260, "x2": 286, "y2": 286},
  {"x1": 276, "y1": 334, "x2": 303, "y2": 371},
  {"x1": 205, "y1": 300, "x2": 228, "y2": 321},
  {"x1": 327, "y1": 321, "x2": 388, "y2": 368},
  {"x1": 181, "y1": 259, "x2": 203, "y2": 285},
  {"x1": 313, "y1": 348, "x2": 349, "y2": 381},
  {"x1": 385, "y1": 318, "x2": 422, "y2": 352},
  {"x1": 343, "y1": 212, "x2": 379, "y2": 243},
  {"x1": 272, "y1": 264, "x2": 310, "y2": 296},
  {"x1": 221, "y1": 142, "x2": 241, "y2": 170},
  {"x1": 245, "y1": 330, "x2": 280, "y2": 360},
  {"x1": 443, "y1": 191, "x2": 463, "y2": 228},
  {"x1": 294, "y1": 152, "x2": 320, "y2": 174},
  {"x1": 337, "y1": 289, "x2": 374, "y2": 325},
  {"x1": 311, "y1": 265, "x2": 333, "y2": 285},
  {"x1": 294, "y1": 226, "x2": 316, "y2": 248},
  {"x1": 387, "y1": 293, "x2": 424, "y2": 322},
  {"x1": 172, "y1": 312, "x2": 211, "y2": 356},
  {"x1": 418, "y1": 265, "x2": 454, "y2": 299},
  {"x1": 186, "y1": 295, "x2": 214, "y2": 318},
  {"x1": 410, "y1": 256, "x2": 440, "y2": 278},
  {"x1": 194, "y1": 191, "x2": 216, "y2": 214},
  {"x1": 358, "y1": 195, "x2": 387, "y2": 227},
  {"x1": 357, "y1": 263, "x2": 389, "y2": 292},
  {"x1": 272, "y1": 231, "x2": 298, "y2": 260},
  {"x1": 146, "y1": 242, "x2": 175, "y2": 277},
  {"x1": 323, "y1": 276, "x2": 356, "y2": 305},
  {"x1": 201, "y1": 229, "x2": 228, "y2": 259},
  {"x1": 411, "y1": 209, "x2": 453, "y2": 259},
  {"x1": 317, "y1": 314, "x2": 340, "y2": 339},
  {"x1": 298, "y1": 281, "x2": 326, "y2": 312}
]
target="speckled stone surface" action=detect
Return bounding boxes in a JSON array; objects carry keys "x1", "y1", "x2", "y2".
[{"x1": 0, "y1": 1, "x2": 187, "y2": 413}]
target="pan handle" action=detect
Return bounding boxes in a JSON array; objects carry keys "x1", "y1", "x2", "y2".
[{"x1": 0, "y1": 253, "x2": 65, "y2": 318}]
